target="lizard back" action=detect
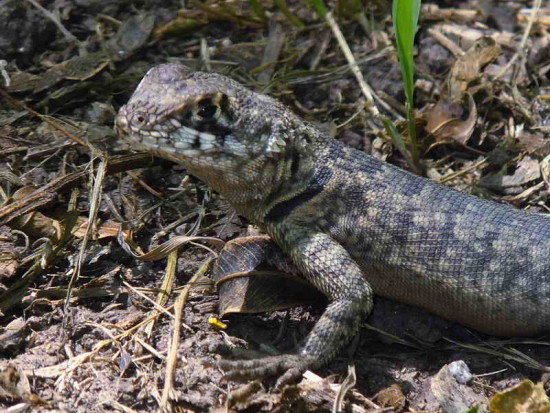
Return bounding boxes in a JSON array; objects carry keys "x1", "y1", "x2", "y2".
[{"x1": 270, "y1": 138, "x2": 550, "y2": 336}]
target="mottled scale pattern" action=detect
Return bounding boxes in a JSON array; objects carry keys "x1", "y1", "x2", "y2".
[
  {"x1": 304, "y1": 140, "x2": 550, "y2": 336},
  {"x1": 116, "y1": 63, "x2": 550, "y2": 382}
]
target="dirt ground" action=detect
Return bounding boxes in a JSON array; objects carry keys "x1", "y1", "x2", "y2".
[{"x1": 0, "y1": 0, "x2": 549, "y2": 412}]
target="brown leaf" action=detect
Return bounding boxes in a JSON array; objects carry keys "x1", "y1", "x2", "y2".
[
  {"x1": 34, "y1": 51, "x2": 112, "y2": 93},
  {"x1": 425, "y1": 92, "x2": 477, "y2": 144},
  {"x1": 214, "y1": 236, "x2": 322, "y2": 316},
  {"x1": 448, "y1": 37, "x2": 500, "y2": 99},
  {"x1": 423, "y1": 37, "x2": 499, "y2": 146},
  {"x1": 0, "y1": 226, "x2": 20, "y2": 280},
  {"x1": 120, "y1": 233, "x2": 224, "y2": 261},
  {"x1": 489, "y1": 380, "x2": 550, "y2": 413},
  {"x1": 479, "y1": 156, "x2": 541, "y2": 191},
  {"x1": 0, "y1": 364, "x2": 31, "y2": 401},
  {"x1": 517, "y1": 132, "x2": 550, "y2": 158},
  {"x1": 375, "y1": 383, "x2": 406, "y2": 411}
]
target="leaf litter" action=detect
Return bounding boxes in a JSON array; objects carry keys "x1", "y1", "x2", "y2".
[{"x1": 0, "y1": 0, "x2": 549, "y2": 411}]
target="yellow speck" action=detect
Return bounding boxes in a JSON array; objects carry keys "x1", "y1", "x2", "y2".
[{"x1": 208, "y1": 317, "x2": 227, "y2": 329}]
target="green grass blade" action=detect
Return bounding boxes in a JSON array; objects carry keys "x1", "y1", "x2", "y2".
[
  {"x1": 309, "y1": 0, "x2": 328, "y2": 17},
  {"x1": 393, "y1": 0, "x2": 421, "y2": 170},
  {"x1": 393, "y1": 0, "x2": 420, "y2": 104}
]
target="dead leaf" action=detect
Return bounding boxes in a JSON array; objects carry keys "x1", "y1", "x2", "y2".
[
  {"x1": 214, "y1": 236, "x2": 322, "y2": 316},
  {"x1": 0, "y1": 227, "x2": 20, "y2": 280},
  {"x1": 0, "y1": 364, "x2": 31, "y2": 401},
  {"x1": 6, "y1": 186, "x2": 62, "y2": 241},
  {"x1": 73, "y1": 218, "x2": 125, "y2": 239},
  {"x1": 375, "y1": 383, "x2": 406, "y2": 410},
  {"x1": 0, "y1": 319, "x2": 27, "y2": 354},
  {"x1": 34, "y1": 51, "x2": 112, "y2": 93},
  {"x1": 108, "y1": 14, "x2": 155, "y2": 59},
  {"x1": 119, "y1": 233, "x2": 224, "y2": 261},
  {"x1": 489, "y1": 380, "x2": 550, "y2": 413},
  {"x1": 425, "y1": 92, "x2": 477, "y2": 144},
  {"x1": 479, "y1": 156, "x2": 541, "y2": 191},
  {"x1": 447, "y1": 36, "x2": 500, "y2": 98},
  {"x1": 152, "y1": 13, "x2": 203, "y2": 40},
  {"x1": 6, "y1": 72, "x2": 41, "y2": 93},
  {"x1": 423, "y1": 37, "x2": 499, "y2": 146},
  {"x1": 518, "y1": 132, "x2": 550, "y2": 157}
]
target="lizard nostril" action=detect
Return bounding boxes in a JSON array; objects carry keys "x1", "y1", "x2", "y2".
[{"x1": 136, "y1": 115, "x2": 145, "y2": 123}]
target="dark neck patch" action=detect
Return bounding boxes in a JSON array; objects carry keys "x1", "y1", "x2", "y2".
[{"x1": 265, "y1": 166, "x2": 333, "y2": 222}]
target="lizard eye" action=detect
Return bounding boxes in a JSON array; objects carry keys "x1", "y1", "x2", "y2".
[{"x1": 196, "y1": 98, "x2": 220, "y2": 120}]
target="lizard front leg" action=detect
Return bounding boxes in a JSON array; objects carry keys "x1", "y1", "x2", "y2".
[{"x1": 219, "y1": 229, "x2": 374, "y2": 386}]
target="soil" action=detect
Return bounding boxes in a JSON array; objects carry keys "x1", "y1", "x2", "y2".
[{"x1": 0, "y1": 1, "x2": 549, "y2": 412}]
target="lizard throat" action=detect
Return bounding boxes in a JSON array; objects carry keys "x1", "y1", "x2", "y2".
[{"x1": 131, "y1": 124, "x2": 225, "y2": 156}]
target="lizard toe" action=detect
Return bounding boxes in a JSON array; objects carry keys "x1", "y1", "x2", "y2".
[{"x1": 219, "y1": 354, "x2": 318, "y2": 385}]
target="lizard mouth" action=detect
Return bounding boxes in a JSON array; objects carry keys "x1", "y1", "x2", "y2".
[{"x1": 115, "y1": 106, "x2": 219, "y2": 156}]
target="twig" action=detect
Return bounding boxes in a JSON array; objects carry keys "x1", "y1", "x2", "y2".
[
  {"x1": 0, "y1": 89, "x2": 89, "y2": 147},
  {"x1": 439, "y1": 157, "x2": 488, "y2": 184},
  {"x1": 324, "y1": 12, "x2": 379, "y2": 115},
  {"x1": 63, "y1": 156, "x2": 108, "y2": 325},
  {"x1": 160, "y1": 257, "x2": 215, "y2": 410},
  {"x1": 427, "y1": 27, "x2": 464, "y2": 57},
  {"x1": 25, "y1": 0, "x2": 82, "y2": 47},
  {"x1": 494, "y1": 0, "x2": 542, "y2": 80},
  {"x1": 0, "y1": 60, "x2": 9, "y2": 87},
  {"x1": 121, "y1": 280, "x2": 176, "y2": 321},
  {"x1": 324, "y1": 14, "x2": 403, "y2": 120}
]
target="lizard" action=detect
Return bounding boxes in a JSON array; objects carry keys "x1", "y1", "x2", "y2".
[{"x1": 115, "y1": 63, "x2": 550, "y2": 385}]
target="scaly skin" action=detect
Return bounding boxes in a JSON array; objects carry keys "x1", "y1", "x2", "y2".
[{"x1": 116, "y1": 63, "x2": 550, "y2": 384}]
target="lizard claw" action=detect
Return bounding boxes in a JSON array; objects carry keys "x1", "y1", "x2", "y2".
[{"x1": 219, "y1": 354, "x2": 319, "y2": 388}]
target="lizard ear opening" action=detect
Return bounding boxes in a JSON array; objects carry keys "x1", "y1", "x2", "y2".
[
  {"x1": 266, "y1": 133, "x2": 288, "y2": 158},
  {"x1": 265, "y1": 126, "x2": 289, "y2": 158}
]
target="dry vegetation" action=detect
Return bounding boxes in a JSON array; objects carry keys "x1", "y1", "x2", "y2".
[{"x1": 0, "y1": 0, "x2": 549, "y2": 411}]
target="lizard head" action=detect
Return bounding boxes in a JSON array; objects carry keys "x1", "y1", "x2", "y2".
[{"x1": 115, "y1": 63, "x2": 300, "y2": 167}]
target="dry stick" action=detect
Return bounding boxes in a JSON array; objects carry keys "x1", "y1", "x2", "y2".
[
  {"x1": 333, "y1": 365, "x2": 356, "y2": 413},
  {"x1": 25, "y1": 0, "x2": 81, "y2": 46},
  {"x1": 494, "y1": 0, "x2": 542, "y2": 80},
  {"x1": 0, "y1": 89, "x2": 89, "y2": 147},
  {"x1": 63, "y1": 157, "x2": 108, "y2": 325},
  {"x1": 325, "y1": 12, "x2": 377, "y2": 115},
  {"x1": 126, "y1": 170, "x2": 164, "y2": 197},
  {"x1": 200, "y1": 37, "x2": 212, "y2": 72},
  {"x1": 47, "y1": 302, "x2": 183, "y2": 388},
  {"x1": 143, "y1": 251, "x2": 178, "y2": 339},
  {"x1": 108, "y1": 400, "x2": 140, "y2": 413},
  {"x1": 444, "y1": 337, "x2": 550, "y2": 372},
  {"x1": 160, "y1": 257, "x2": 215, "y2": 410},
  {"x1": 121, "y1": 280, "x2": 177, "y2": 321},
  {"x1": 439, "y1": 157, "x2": 488, "y2": 184},
  {"x1": 427, "y1": 27, "x2": 464, "y2": 57},
  {"x1": 155, "y1": 250, "x2": 178, "y2": 309},
  {"x1": 324, "y1": 11, "x2": 416, "y2": 171},
  {"x1": 257, "y1": 16, "x2": 285, "y2": 83},
  {"x1": 0, "y1": 153, "x2": 154, "y2": 226},
  {"x1": 325, "y1": 12, "x2": 402, "y2": 120},
  {"x1": 0, "y1": 60, "x2": 10, "y2": 87}
]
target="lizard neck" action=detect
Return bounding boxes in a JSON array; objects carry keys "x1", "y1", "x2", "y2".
[
  {"x1": 188, "y1": 123, "x2": 330, "y2": 224},
  {"x1": 186, "y1": 155, "x2": 286, "y2": 221}
]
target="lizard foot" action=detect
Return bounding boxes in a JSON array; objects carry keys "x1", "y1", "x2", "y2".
[{"x1": 219, "y1": 354, "x2": 319, "y2": 388}]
